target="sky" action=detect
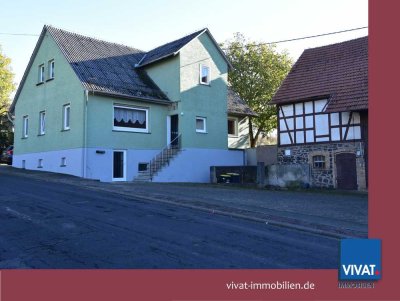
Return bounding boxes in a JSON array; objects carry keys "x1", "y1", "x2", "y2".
[{"x1": 0, "y1": 0, "x2": 368, "y2": 88}]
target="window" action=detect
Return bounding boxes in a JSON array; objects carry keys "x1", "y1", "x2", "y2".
[
  {"x1": 61, "y1": 157, "x2": 67, "y2": 167},
  {"x1": 313, "y1": 155, "x2": 326, "y2": 169},
  {"x1": 196, "y1": 117, "x2": 207, "y2": 133},
  {"x1": 63, "y1": 104, "x2": 70, "y2": 130},
  {"x1": 228, "y1": 118, "x2": 238, "y2": 136},
  {"x1": 38, "y1": 64, "x2": 45, "y2": 83},
  {"x1": 48, "y1": 60, "x2": 55, "y2": 79},
  {"x1": 200, "y1": 65, "x2": 210, "y2": 85},
  {"x1": 138, "y1": 163, "x2": 148, "y2": 172},
  {"x1": 22, "y1": 116, "x2": 29, "y2": 138},
  {"x1": 39, "y1": 111, "x2": 46, "y2": 135},
  {"x1": 38, "y1": 159, "x2": 43, "y2": 168},
  {"x1": 113, "y1": 105, "x2": 148, "y2": 132}
]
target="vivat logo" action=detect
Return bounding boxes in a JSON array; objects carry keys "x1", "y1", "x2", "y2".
[{"x1": 339, "y1": 239, "x2": 381, "y2": 280}]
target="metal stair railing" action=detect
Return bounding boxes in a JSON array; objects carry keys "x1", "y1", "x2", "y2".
[{"x1": 148, "y1": 134, "x2": 181, "y2": 180}]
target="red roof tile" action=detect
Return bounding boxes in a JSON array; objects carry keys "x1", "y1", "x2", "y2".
[{"x1": 270, "y1": 36, "x2": 368, "y2": 112}]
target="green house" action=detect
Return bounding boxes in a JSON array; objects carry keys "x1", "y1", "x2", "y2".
[{"x1": 9, "y1": 25, "x2": 253, "y2": 182}]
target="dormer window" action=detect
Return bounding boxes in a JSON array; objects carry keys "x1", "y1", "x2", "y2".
[
  {"x1": 38, "y1": 64, "x2": 45, "y2": 83},
  {"x1": 48, "y1": 60, "x2": 55, "y2": 79},
  {"x1": 200, "y1": 64, "x2": 210, "y2": 85}
]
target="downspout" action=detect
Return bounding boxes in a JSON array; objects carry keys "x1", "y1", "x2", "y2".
[{"x1": 83, "y1": 89, "x2": 89, "y2": 178}]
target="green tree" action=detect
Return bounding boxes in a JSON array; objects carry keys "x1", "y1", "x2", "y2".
[
  {"x1": 0, "y1": 46, "x2": 15, "y2": 149},
  {"x1": 223, "y1": 33, "x2": 292, "y2": 147}
]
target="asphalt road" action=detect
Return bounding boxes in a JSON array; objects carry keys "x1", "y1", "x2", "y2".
[{"x1": 0, "y1": 171, "x2": 339, "y2": 268}]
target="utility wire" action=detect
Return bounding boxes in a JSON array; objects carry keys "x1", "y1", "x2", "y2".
[
  {"x1": 0, "y1": 32, "x2": 39, "y2": 36},
  {"x1": 0, "y1": 25, "x2": 368, "y2": 45},
  {"x1": 259, "y1": 26, "x2": 367, "y2": 45},
  {"x1": 221, "y1": 26, "x2": 368, "y2": 49}
]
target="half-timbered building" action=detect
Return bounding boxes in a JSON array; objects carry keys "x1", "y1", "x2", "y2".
[{"x1": 270, "y1": 37, "x2": 368, "y2": 190}]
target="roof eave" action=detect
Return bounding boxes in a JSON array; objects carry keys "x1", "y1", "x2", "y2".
[
  {"x1": 136, "y1": 52, "x2": 177, "y2": 68},
  {"x1": 228, "y1": 111, "x2": 258, "y2": 117},
  {"x1": 270, "y1": 94, "x2": 332, "y2": 106},
  {"x1": 325, "y1": 106, "x2": 368, "y2": 113},
  {"x1": 92, "y1": 90, "x2": 171, "y2": 105}
]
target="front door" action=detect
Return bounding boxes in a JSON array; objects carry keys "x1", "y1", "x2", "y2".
[
  {"x1": 336, "y1": 153, "x2": 357, "y2": 190},
  {"x1": 170, "y1": 114, "x2": 179, "y2": 146},
  {"x1": 113, "y1": 150, "x2": 126, "y2": 181}
]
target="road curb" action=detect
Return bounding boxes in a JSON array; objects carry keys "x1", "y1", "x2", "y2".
[
  {"x1": 88, "y1": 186, "x2": 364, "y2": 239},
  {"x1": 2, "y1": 166, "x2": 367, "y2": 239}
]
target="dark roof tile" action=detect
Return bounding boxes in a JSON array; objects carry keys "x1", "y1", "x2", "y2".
[
  {"x1": 46, "y1": 26, "x2": 169, "y2": 101},
  {"x1": 227, "y1": 88, "x2": 257, "y2": 117},
  {"x1": 271, "y1": 36, "x2": 368, "y2": 112},
  {"x1": 137, "y1": 29, "x2": 207, "y2": 67}
]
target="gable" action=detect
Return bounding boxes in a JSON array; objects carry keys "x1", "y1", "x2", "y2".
[
  {"x1": 137, "y1": 29, "x2": 232, "y2": 70},
  {"x1": 9, "y1": 27, "x2": 84, "y2": 115},
  {"x1": 137, "y1": 29, "x2": 206, "y2": 67}
]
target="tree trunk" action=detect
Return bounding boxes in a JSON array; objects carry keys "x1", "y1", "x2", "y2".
[
  {"x1": 254, "y1": 127, "x2": 262, "y2": 145},
  {"x1": 249, "y1": 118, "x2": 256, "y2": 148}
]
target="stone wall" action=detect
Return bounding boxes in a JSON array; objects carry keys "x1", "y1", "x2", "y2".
[
  {"x1": 277, "y1": 142, "x2": 367, "y2": 190},
  {"x1": 266, "y1": 164, "x2": 310, "y2": 188}
]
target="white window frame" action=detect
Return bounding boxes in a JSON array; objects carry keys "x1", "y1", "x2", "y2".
[
  {"x1": 228, "y1": 117, "x2": 238, "y2": 137},
  {"x1": 38, "y1": 64, "x2": 45, "y2": 83},
  {"x1": 63, "y1": 104, "x2": 70, "y2": 130},
  {"x1": 199, "y1": 64, "x2": 210, "y2": 85},
  {"x1": 313, "y1": 155, "x2": 326, "y2": 169},
  {"x1": 39, "y1": 111, "x2": 46, "y2": 135},
  {"x1": 22, "y1": 115, "x2": 29, "y2": 138},
  {"x1": 48, "y1": 60, "x2": 55, "y2": 79},
  {"x1": 113, "y1": 105, "x2": 149, "y2": 133},
  {"x1": 196, "y1": 116, "x2": 207, "y2": 133}
]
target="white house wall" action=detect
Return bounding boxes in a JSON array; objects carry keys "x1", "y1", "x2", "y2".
[
  {"x1": 153, "y1": 148, "x2": 244, "y2": 182},
  {"x1": 13, "y1": 147, "x2": 244, "y2": 183}
]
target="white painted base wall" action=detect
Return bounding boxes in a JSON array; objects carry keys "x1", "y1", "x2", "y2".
[
  {"x1": 13, "y1": 147, "x2": 245, "y2": 183},
  {"x1": 12, "y1": 148, "x2": 84, "y2": 178},
  {"x1": 85, "y1": 148, "x2": 160, "y2": 182},
  {"x1": 153, "y1": 148, "x2": 244, "y2": 183}
]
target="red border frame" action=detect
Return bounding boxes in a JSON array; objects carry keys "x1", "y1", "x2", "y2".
[{"x1": 1, "y1": 0, "x2": 399, "y2": 300}]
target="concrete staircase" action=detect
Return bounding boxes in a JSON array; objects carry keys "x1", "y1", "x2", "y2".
[{"x1": 134, "y1": 135, "x2": 181, "y2": 182}]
